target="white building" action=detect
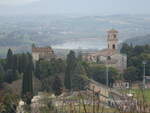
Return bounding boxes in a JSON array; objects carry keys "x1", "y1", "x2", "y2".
[{"x1": 32, "y1": 44, "x2": 55, "y2": 61}]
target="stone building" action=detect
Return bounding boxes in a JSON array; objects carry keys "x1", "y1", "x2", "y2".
[
  {"x1": 32, "y1": 44, "x2": 55, "y2": 61},
  {"x1": 83, "y1": 29, "x2": 127, "y2": 72},
  {"x1": 88, "y1": 79, "x2": 109, "y2": 102}
]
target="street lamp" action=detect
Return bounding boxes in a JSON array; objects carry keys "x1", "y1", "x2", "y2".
[
  {"x1": 106, "y1": 56, "x2": 111, "y2": 87},
  {"x1": 106, "y1": 62, "x2": 109, "y2": 87},
  {"x1": 142, "y1": 61, "x2": 146, "y2": 88}
]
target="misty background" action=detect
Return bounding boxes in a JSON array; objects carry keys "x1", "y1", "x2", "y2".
[
  {"x1": 0, "y1": 0, "x2": 150, "y2": 57},
  {"x1": 0, "y1": 0, "x2": 150, "y2": 15}
]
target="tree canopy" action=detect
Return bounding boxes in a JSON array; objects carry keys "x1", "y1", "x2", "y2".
[{"x1": 121, "y1": 43, "x2": 150, "y2": 81}]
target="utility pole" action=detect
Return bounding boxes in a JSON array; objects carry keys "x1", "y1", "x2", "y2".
[
  {"x1": 143, "y1": 61, "x2": 146, "y2": 89},
  {"x1": 106, "y1": 61, "x2": 109, "y2": 87}
]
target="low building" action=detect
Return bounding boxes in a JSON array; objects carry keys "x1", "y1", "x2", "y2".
[
  {"x1": 113, "y1": 80, "x2": 129, "y2": 89},
  {"x1": 32, "y1": 44, "x2": 55, "y2": 61},
  {"x1": 83, "y1": 29, "x2": 127, "y2": 72}
]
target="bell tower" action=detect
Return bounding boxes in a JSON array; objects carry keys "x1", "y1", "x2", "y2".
[{"x1": 107, "y1": 29, "x2": 118, "y2": 50}]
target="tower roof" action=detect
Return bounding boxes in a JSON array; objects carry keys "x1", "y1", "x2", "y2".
[{"x1": 107, "y1": 29, "x2": 118, "y2": 33}]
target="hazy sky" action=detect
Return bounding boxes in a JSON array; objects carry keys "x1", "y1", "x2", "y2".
[
  {"x1": 0, "y1": 0, "x2": 150, "y2": 15},
  {"x1": 0, "y1": 0, "x2": 39, "y2": 5}
]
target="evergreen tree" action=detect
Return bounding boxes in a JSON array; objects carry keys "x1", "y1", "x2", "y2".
[
  {"x1": 18, "y1": 53, "x2": 27, "y2": 73},
  {"x1": 6, "y1": 48, "x2": 13, "y2": 70},
  {"x1": 89, "y1": 65, "x2": 118, "y2": 86},
  {"x1": 64, "y1": 51, "x2": 77, "y2": 90},
  {"x1": 12, "y1": 54, "x2": 18, "y2": 71},
  {"x1": 124, "y1": 66, "x2": 138, "y2": 82},
  {"x1": 120, "y1": 43, "x2": 133, "y2": 56},
  {"x1": 13, "y1": 70, "x2": 20, "y2": 81},
  {"x1": 52, "y1": 76, "x2": 63, "y2": 96},
  {"x1": 71, "y1": 62, "x2": 89, "y2": 90},
  {"x1": 4, "y1": 69, "x2": 14, "y2": 84},
  {"x1": 22, "y1": 53, "x2": 34, "y2": 105},
  {"x1": 35, "y1": 61, "x2": 41, "y2": 79},
  {"x1": 121, "y1": 43, "x2": 150, "y2": 81},
  {"x1": 0, "y1": 64, "x2": 5, "y2": 84},
  {"x1": 55, "y1": 58, "x2": 66, "y2": 73}
]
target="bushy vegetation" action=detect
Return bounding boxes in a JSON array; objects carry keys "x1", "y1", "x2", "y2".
[
  {"x1": 0, "y1": 49, "x2": 35, "y2": 110},
  {"x1": 1, "y1": 44, "x2": 150, "y2": 112},
  {"x1": 0, "y1": 90, "x2": 19, "y2": 113},
  {"x1": 89, "y1": 64, "x2": 118, "y2": 87},
  {"x1": 52, "y1": 76, "x2": 63, "y2": 96},
  {"x1": 121, "y1": 43, "x2": 150, "y2": 81}
]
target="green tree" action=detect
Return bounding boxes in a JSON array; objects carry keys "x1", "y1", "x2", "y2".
[
  {"x1": 18, "y1": 53, "x2": 28, "y2": 73},
  {"x1": 22, "y1": 53, "x2": 34, "y2": 105},
  {"x1": 124, "y1": 66, "x2": 138, "y2": 82},
  {"x1": 64, "y1": 51, "x2": 77, "y2": 90},
  {"x1": 0, "y1": 91, "x2": 19, "y2": 113},
  {"x1": 0, "y1": 59, "x2": 6, "y2": 70},
  {"x1": 0, "y1": 64, "x2": 5, "y2": 84},
  {"x1": 71, "y1": 62, "x2": 89, "y2": 90},
  {"x1": 35, "y1": 60, "x2": 51, "y2": 79},
  {"x1": 120, "y1": 43, "x2": 133, "y2": 56},
  {"x1": 6, "y1": 48, "x2": 13, "y2": 70},
  {"x1": 13, "y1": 70, "x2": 20, "y2": 81},
  {"x1": 89, "y1": 65, "x2": 118, "y2": 86},
  {"x1": 12, "y1": 54, "x2": 18, "y2": 71},
  {"x1": 35, "y1": 58, "x2": 66, "y2": 80},
  {"x1": 35, "y1": 61, "x2": 41, "y2": 79},
  {"x1": 52, "y1": 76, "x2": 63, "y2": 96},
  {"x1": 120, "y1": 43, "x2": 150, "y2": 81},
  {"x1": 81, "y1": 61, "x2": 90, "y2": 77},
  {"x1": 54, "y1": 58, "x2": 66, "y2": 73},
  {"x1": 4, "y1": 69, "x2": 14, "y2": 84}
]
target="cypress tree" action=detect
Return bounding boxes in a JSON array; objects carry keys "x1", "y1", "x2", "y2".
[
  {"x1": 52, "y1": 76, "x2": 63, "y2": 96},
  {"x1": 0, "y1": 64, "x2": 5, "y2": 84},
  {"x1": 35, "y1": 61, "x2": 41, "y2": 79},
  {"x1": 18, "y1": 53, "x2": 27, "y2": 73},
  {"x1": 6, "y1": 48, "x2": 13, "y2": 70},
  {"x1": 71, "y1": 62, "x2": 88, "y2": 90},
  {"x1": 64, "y1": 51, "x2": 77, "y2": 90},
  {"x1": 12, "y1": 54, "x2": 18, "y2": 71},
  {"x1": 27, "y1": 53, "x2": 34, "y2": 95},
  {"x1": 5, "y1": 69, "x2": 13, "y2": 84},
  {"x1": 22, "y1": 53, "x2": 34, "y2": 104}
]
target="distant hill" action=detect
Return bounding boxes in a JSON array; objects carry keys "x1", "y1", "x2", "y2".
[
  {"x1": 0, "y1": 14, "x2": 150, "y2": 57},
  {"x1": 124, "y1": 35, "x2": 150, "y2": 46}
]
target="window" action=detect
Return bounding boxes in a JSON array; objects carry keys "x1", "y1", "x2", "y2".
[{"x1": 112, "y1": 44, "x2": 116, "y2": 49}]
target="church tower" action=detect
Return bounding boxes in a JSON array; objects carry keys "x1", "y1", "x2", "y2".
[{"x1": 107, "y1": 29, "x2": 118, "y2": 50}]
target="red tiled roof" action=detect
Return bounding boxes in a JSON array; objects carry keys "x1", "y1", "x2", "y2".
[
  {"x1": 91, "y1": 49, "x2": 118, "y2": 57},
  {"x1": 32, "y1": 47, "x2": 53, "y2": 53}
]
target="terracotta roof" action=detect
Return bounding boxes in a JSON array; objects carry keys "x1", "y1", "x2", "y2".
[
  {"x1": 90, "y1": 49, "x2": 118, "y2": 57},
  {"x1": 107, "y1": 29, "x2": 118, "y2": 33},
  {"x1": 32, "y1": 47, "x2": 54, "y2": 53}
]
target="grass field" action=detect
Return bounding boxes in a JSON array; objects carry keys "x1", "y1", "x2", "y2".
[{"x1": 121, "y1": 89, "x2": 150, "y2": 102}]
